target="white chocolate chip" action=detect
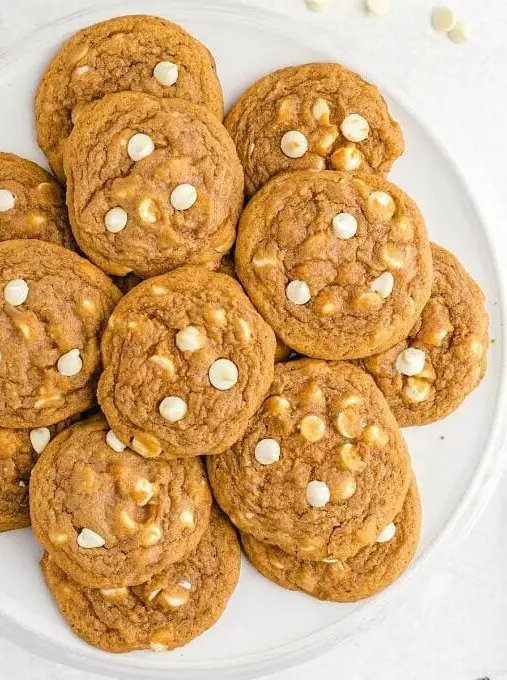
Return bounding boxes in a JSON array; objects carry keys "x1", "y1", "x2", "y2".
[
  {"x1": 366, "y1": 0, "x2": 390, "y2": 15},
  {"x1": 105, "y1": 207, "x2": 128, "y2": 233},
  {"x1": 377, "y1": 522, "x2": 396, "y2": 543},
  {"x1": 312, "y1": 97, "x2": 331, "y2": 124},
  {"x1": 150, "y1": 642, "x2": 168, "y2": 652},
  {"x1": 286, "y1": 280, "x2": 311, "y2": 305},
  {"x1": 340, "y1": 114, "x2": 369, "y2": 142},
  {"x1": 57, "y1": 349, "x2": 83, "y2": 377},
  {"x1": 18, "y1": 480, "x2": 26, "y2": 487},
  {"x1": 127, "y1": 133, "x2": 155, "y2": 161},
  {"x1": 280, "y1": 130, "x2": 308, "y2": 159},
  {"x1": 208, "y1": 358, "x2": 238, "y2": 391},
  {"x1": 306, "y1": 480, "x2": 330, "y2": 508},
  {"x1": 448, "y1": 20, "x2": 470, "y2": 44},
  {"x1": 170, "y1": 184, "x2": 197, "y2": 211},
  {"x1": 179, "y1": 580, "x2": 192, "y2": 590},
  {"x1": 100, "y1": 587, "x2": 127, "y2": 600},
  {"x1": 133, "y1": 478, "x2": 154, "y2": 506},
  {"x1": 29, "y1": 427, "x2": 51, "y2": 454},
  {"x1": 254, "y1": 439, "x2": 281, "y2": 465},
  {"x1": 331, "y1": 145, "x2": 363, "y2": 171},
  {"x1": 138, "y1": 198, "x2": 157, "y2": 224},
  {"x1": 305, "y1": 0, "x2": 332, "y2": 11},
  {"x1": 332, "y1": 212, "x2": 357, "y2": 240},
  {"x1": 150, "y1": 355, "x2": 175, "y2": 374},
  {"x1": 403, "y1": 377, "x2": 432, "y2": 403},
  {"x1": 159, "y1": 396, "x2": 187, "y2": 423},
  {"x1": 431, "y1": 6, "x2": 456, "y2": 32},
  {"x1": 179, "y1": 508, "x2": 195, "y2": 528},
  {"x1": 159, "y1": 590, "x2": 189, "y2": 609},
  {"x1": 395, "y1": 347, "x2": 426, "y2": 376},
  {"x1": 0, "y1": 189, "x2": 16, "y2": 212},
  {"x1": 175, "y1": 326, "x2": 205, "y2": 352},
  {"x1": 4, "y1": 279, "x2": 29, "y2": 306},
  {"x1": 370, "y1": 271, "x2": 394, "y2": 299},
  {"x1": 77, "y1": 528, "x2": 105, "y2": 548},
  {"x1": 141, "y1": 523, "x2": 162, "y2": 546},
  {"x1": 300, "y1": 414, "x2": 326, "y2": 442},
  {"x1": 153, "y1": 60, "x2": 179, "y2": 86},
  {"x1": 106, "y1": 430, "x2": 126, "y2": 453}
]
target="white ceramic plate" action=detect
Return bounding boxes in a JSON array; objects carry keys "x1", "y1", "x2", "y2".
[{"x1": 0, "y1": 1, "x2": 505, "y2": 679}]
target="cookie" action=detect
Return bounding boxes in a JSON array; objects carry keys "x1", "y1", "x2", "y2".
[
  {"x1": 235, "y1": 170, "x2": 432, "y2": 360},
  {"x1": 0, "y1": 153, "x2": 72, "y2": 247},
  {"x1": 64, "y1": 92, "x2": 243, "y2": 277},
  {"x1": 98, "y1": 266, "x2": 276, "y2": 459},
  {"x1": 30, "y1": 417, "x2": 212, "y2": 588},
  {"x1": 35, "y1": 15, "x2": 224, "y2": 182},
  {"x1": 362, "y1": 244, "x2": 489, "y2": 426},
  {"x1": 207, "y1": 359, "x2": 411, "y2": 561},
  {"x1": 0, "y1": 240, "x2": 121, "y2": 428},
  {"x1": 242, "y1": 481, "x2": 420, "y2": 602},
  {"x1": 225, "y1": 63, "x2": 404, "y2": 196}
]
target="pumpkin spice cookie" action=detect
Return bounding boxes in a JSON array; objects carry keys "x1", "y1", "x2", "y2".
[
  {"x1": 64, "y1": 92, "x2": 243, "y2": 277},
  {"x1": 0, "y1": 153, "x2": 73, "y2": 247},
  {"x1": 40, "y1": 507, "x2": 239, "y2": 652},
  {"x1": 30, "y1": 417, "x2": 212, "y2": 588},
  {"x1": 0, "y1": 240, "x2": 121, "y2": 428},
  {"x1": 362, "y1": 244, "x2": 489, "y2": 426},
  {"x1": 242, "y1": 481, "x2": 421, "y2": 602},
  {"x1": 235, "y1": 170, "x2": 432, "y2": 360},
  {"x1": 225, "y1": 63, "x2": 404, "y2": 195},
  {"x1": 207, "y1": 359, "x2": 411, "y2": 562},
  {"x1": 98, "y1": 266, "x2": 276, "y2": 459},
  {"x1": 35, "y1": 14, "x2": 224, "y2": 182}
]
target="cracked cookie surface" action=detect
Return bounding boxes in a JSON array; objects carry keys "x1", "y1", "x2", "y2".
[
  {"x1": 30, "y1": 417, "x2": 212, "y2": 588},
  {"x1": 207, "y1": 359, "x2": 411, "y2": 562},
  {"x1": 35, "y1": 14, "x2": 224, "y2": 182}
]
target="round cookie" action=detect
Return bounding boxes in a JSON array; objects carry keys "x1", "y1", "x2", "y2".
[
  {"x1": 207, "y1": 359, "x2": 412, "y2": 562},
  {"x1": 35, "y1": 14, "x2": 224, "y2": 182},
  {"x1": 40, "y1": 507, "x2": 239, "y2": 652},
  {"x1": 98, "y1": 266, "x2": 276, "y2": 459},
  {"x1": 64, "y1": 92, "x2": 243, "y2": 277},
  {"x1": 0, "y1": 240, "x2": 121, "y2": 428},
  {"x1": 235, "y1": 170, "x2": 432, "y2": 360},
  {"x1": 362, "y1": 244, "x2": 489, "y2": 426},
  {"x1": 0, "y1": 153, "x2": 72, "y2": 247},
  {"x1": 30, "y1": 417, "x2": 212, "y2": 588},
  {"x1": 242, "y1": 481, "x2": 421, "y2": 602},
  {"x1": 225, "y1": 63, "x2": 404, "y2": 196}
]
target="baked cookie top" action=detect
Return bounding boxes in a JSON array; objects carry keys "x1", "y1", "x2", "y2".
[
  {"x1": 207, "y1": 359, "x2": 412, "y2": 562},
  {"x1": 35, "y1": 14, "x2": 224, "y2": 182},
  {"x1": 362, "y1": 243, "x2": 489, "y2": 426},
  {"x1": 30, "y1": 417, "x2": 212, "y2": 588},
  {"x1": 225, "y1": 63, "x2": 404, "y2": 195},
  {"x1": 235, "y1": 170, "x2": 432, "y2": 360},
  {"x1": 64, "y1": 92, "x2": 243, "y2": 278},
  {"x1": 242, "y1": 481, "x2": 420, "y2": 602},
  {"x1": 98, "y1": 266, "x2": 276, "y2": 459},
  {"x1": 0, "y1": 240, "x2": 121, "y2": 428},
  {"x1": 40, "y1": 507, "x2": 239, "y2": 652},
  {"x1": 0, "y1": 153, "x2": 72, "y2": 247}
]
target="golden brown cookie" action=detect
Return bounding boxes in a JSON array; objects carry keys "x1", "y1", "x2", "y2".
[
  {"x1": 98, "y1": 266, "x2": 276, "y2": 459},
  {"x1": 225, "y1": 63, "x2": 404, "y2": 196},
  {"x1": 40, "y1": 507, "x2": 239, "y2": 652},
  {"x1": 235, "y1": 170, "x2": 432, "y2": 360},
  {"x1": 362, "y1": 244, "x2": 489, "y2": 426},
  {"x1": 0, "y1": 240, "x2": 121, "y2": 428},
  {"x1": 64, "y1": 92, "x2": 243, "y2": 278},
  {"x1": 0, "y1": 153, "x2": 72, "y2": 247},
  {"x1": 30, "y1": 417, "x2": 212, "y2": 588},
  {"x1": 242, "y1": 481, "x2": 420, "y2": 602},
  {"x1": 207, "y1": 359, "x2": 412, "y2": 562},
  {"x1": 35, "y1": 15, "x2": 224, "y2": 182}
]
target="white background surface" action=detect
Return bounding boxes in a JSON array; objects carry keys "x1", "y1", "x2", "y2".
[{"x1": 0, "y1": 0, "x2": 507, "y2": 679}]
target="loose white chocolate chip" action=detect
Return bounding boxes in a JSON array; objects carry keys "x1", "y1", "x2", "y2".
[
  {"x1": 127, "y1": 133, "x2": 155, "y2": 161},
  {"x1": 29, "y1": 427, "x2": 51, "y2": 454},
  {"x1": 77, "y1": 528, "x2": 105, "y2": 549},
  {"x1": 153, "y1": 60, "x2": 179, "y2": 86},
  {"x1": 306, "y1": 480, "x2": 330, "y2": 508},
  {"x1": 395, "y1": 347, "x2": 426, "y2": 376},
  {"x1": 0, "y1": 189, "x2": 16, "y2": 212},
  {"x1": 159, "y1": 396, "x2": 187, "y2": 423},
  {"x1": 105, "y1": 207, "x2": 128, "y2": 233},
  {"x1": 208, "y1": 358, "x2": 238, "y2": 391},
  {"x1": 133, "y1": 478, "x2": 154, "y2": 506},
  {"x1": 403, "y1": 377, "x2": 431, "y2": 403},
  {"x1": 176, "y1": 326, "x2": 205, "y2": 352},
  {"x1": 431, "y1": 6, "x2": 456, "y2": 32},
  {"x1": 377, "y1": 522, "x2": 396, "y2": 543},
  {"x1": 370, "y1": 271, "x2": 394, "y2": 299},
  {"x1": 141, "y1": 523, "x2": 162, "y2": 547},
  {"x1": 300, "y1": 415, "x2": 326, "y2": 442},
  {"x1": 57, "y1": 349, "x2": 83, "y2": 377},
  {"x1": 448, "y1": 20, "x2": 470, "y2": 44},
  {"x1": 4, "y1": 279, "x2": 29, "y2": 306},
  {"x1": 312, "y1": 98, "x2": 331, "y2": 124},
  {"x1": 254, "y1": 438, "x2": 281, "y2": 465},
  {"x1": 368, "y1": 191, "x2": 396, "y2": 219},
  {"x1": 305, "y1": 0, "x2": 332, "y2": 10},
  {"x1": 332, "y1": 212, "x2": 357, "y2": 240},
  {"x1": 150, "y1": 355, "x2": 175, "y2": 374},
  {"x1": 280, "y1": 130, "x2": 308, "y2": 159},
  {"x1": 340, "y1": 114, "x2": 369, "y2": 142},
  {"x1": 170, "y1": 184, "x2": 197, "y2": 211},
  {"x1": 286, "y1": 280, "x2": 311, "y2": 305},
  {"x1": 106, "y1": 430, "x2": 126, "y2": 453},
  {"x1": 366, "y1": 0, "x2": 390, "y2": 15}
]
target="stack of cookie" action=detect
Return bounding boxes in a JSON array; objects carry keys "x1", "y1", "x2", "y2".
[{"x1": 0, "y1": 13, "x2": 488, "y2": 654}]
